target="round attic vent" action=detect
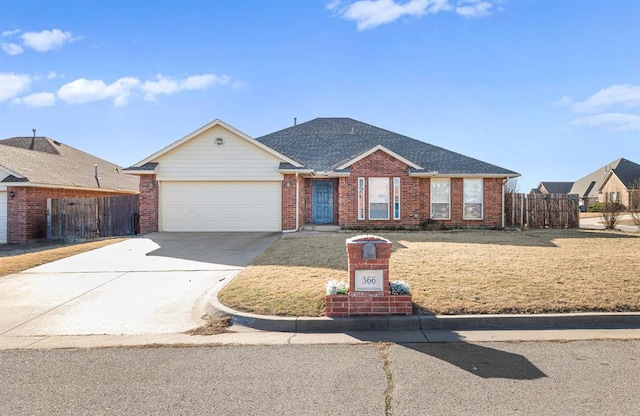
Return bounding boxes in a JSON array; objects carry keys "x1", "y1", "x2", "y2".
[{"x1": 214, "y1": 137, "x2": 225, "y2": 147}]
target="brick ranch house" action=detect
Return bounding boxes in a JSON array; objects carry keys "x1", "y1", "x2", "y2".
[
  {"x1": 0, "y1": 136, "x2": 139, "y2": 244},
  {"x1": 124, "y1": 118, "x2": 519, "y2": 233}
]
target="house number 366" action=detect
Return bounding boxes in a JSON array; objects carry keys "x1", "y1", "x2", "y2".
[{"x1": 354, "y1": 270, "x2": 384, "y2": 291}]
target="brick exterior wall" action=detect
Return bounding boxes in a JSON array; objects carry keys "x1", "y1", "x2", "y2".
[
  {"x1": 138, "y1": 175, "x2": 158, "y2": 234},
  {"x1": 295, "y1": 150, "x2": 505, "y2": 230},
  {"x1": 7, "y1": 186, "x2": 126, "y2": 244}
]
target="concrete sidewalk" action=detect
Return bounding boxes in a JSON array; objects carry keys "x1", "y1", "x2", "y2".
[{"x1": 2, "y1": 326, "x2": 640, "y2": 350}]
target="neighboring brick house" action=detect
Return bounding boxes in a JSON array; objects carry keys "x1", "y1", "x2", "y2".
[
  {"x1": 0, "y1": 136, "x2": 139, "y2": 243},
  {"x1": 534, "y1": 158, "x2": 640, "y2": 210},
  {"x1": 125, "y1": 118, "x2": 519, "y2": 233}
]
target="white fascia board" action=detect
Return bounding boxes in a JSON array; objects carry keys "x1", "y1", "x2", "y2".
[
  {"x1": 131, "y1": 119, "x2": 303, "y2": 168},
  {"x1": 597, "y1": 171, "x2": 614, "y2": 192},
  {"x1": 336, "y1": 145, "x2": 423, "y2": 170},
  {"x1": 278, "y1": 168, "x2": 315, "y2": 175},
  {"x1": 0, "y1": 165, "x2": 24, "y2": 179},
  {"x1": 409, "y1": 172, "x2": 521, "y2": 179},
  {"x1": 121, "y1": 168, "x2": 158, "y2": 175},
  {"x1": 0, "y1": 182, "x2": 139, "y2": 194},
  {"x1": 314, "y1": 171, "x2": 351, "y2": 178}
]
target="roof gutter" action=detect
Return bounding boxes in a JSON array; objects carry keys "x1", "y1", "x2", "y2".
[{"x1": 0, "y1": 182, "x2": 139, "y2": 194}]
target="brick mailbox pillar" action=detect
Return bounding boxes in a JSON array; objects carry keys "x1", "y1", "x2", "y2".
[{"x1": 326, "y1": 235, "x2": 412, "y2": 317}]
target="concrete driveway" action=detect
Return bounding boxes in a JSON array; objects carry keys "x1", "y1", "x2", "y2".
[
  {"x1": 0, "y1": 232, "x2": 280, "y2": 337},
  {"x1": 580, "y1": 214, "x2": 640, "y2": 232}
]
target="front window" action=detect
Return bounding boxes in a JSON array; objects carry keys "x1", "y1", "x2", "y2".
[
  {"x1": 393, "y1": 178, "x2": 401, "y2": 220},
  {"x1": 464, "y1": 179, "x2": 483, "y2": 220},
  {"x1": 431, "y1": 179, "x2": 450, "y2": 219},
  {"x1": 369, "y1": 178, "x2": 389, "y2": 220}
]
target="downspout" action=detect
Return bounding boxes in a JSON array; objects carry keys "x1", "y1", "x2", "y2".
[
  {"x1": 283, "y1": 171, "x2": 300, "y2": 233},
  {"x1": 502, "y1": 176, "x2": 509, "y2": 228}
]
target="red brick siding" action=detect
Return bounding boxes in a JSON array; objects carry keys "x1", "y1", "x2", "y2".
[
  {"x1": 7, "y1": 186, "x2": 130, "y2": 244},
  {"x1": 325, "y1": 235, "x2": 412, "y2": 317},
  {"x1": 334, "y1": 151, "x2": 504, "y2": 229},
  {"x1": 138, "y1": 175, "x2": 158, "y2": 234}
]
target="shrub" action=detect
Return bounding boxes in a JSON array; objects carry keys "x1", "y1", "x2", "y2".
[
  {"x1": 325, "y1": 280, "x2": 348, "y2": 295},
  {"x1": 389, "y1": 280, "x2": 410, "y2": 295}
]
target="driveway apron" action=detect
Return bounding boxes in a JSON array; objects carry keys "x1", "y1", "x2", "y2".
[{"x1": 0, "y1": 232, "x2": 279, "y2": 336}]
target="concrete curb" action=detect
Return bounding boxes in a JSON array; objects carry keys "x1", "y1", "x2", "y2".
[{"x1": 206, "y1": 290, "x2": 640, "y2": 333}]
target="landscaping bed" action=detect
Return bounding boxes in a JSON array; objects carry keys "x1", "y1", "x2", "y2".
[{"x1": 218, "y1": 229, "x2": 640, "y2": 317}]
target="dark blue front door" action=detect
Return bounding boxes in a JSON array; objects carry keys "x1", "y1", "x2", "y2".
[{"x1": 312, "y1": 181, "x2": 333, "y2": 224}]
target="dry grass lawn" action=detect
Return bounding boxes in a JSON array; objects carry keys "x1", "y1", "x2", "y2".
[
  {"x1": 218, "y1": 230, "x2": 640, "y2": 317},
  {"x1": 0, "y1": 238, "x2": 126, "y2": 277}
]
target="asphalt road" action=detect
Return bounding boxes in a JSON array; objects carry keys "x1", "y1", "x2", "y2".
[{"x1": 2, "y1": 340, "x2": 638, "y2": 415}]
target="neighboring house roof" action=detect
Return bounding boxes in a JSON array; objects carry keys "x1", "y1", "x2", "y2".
[
  {"x1": 570, "y1": 158, "x2": 640, "y2": 198},
  {"x1": 0, "y1": 137, "x2": 139, "y2": 192},
  {"x1": 255, "y1": 118, "x2": 519, "y2": 176},
  {"x1": 537, "y1": 181, "x2": 574, "y2": 194}
]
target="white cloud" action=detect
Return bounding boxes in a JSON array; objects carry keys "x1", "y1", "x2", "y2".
[
  {"x1": 331, "y1": 0, "x2": 494, "y2": 30},
  {"x1": 456, "y1": 0, "x2": 493, "y2": 17},
  {"x1": 560, "y1": 84, "x2": 640, "y2": 113},
  {"x1": 55, "y1": 73, "x2": 227, "y2": 106},
  {"x1": 2, "y1": 29, "x2": 20, "y2": 37},
  {"x1": 47, "y1": 71, "x2": 59, "y2": 79},
  {"x1": 57, "y1": 77, "x2": 140, "y2": 106},
  {"x1": 571, "y1": 113, "x2": 640, "y2": 132},
  {"x1": 340, "y1": 0, "x2": 445, "y2": 30},
  {"x1": 1, "y1": 42, "x2": 23, "y2": 55},
  {"x1": 0, "y1": 72, "x2": 32, "y2": 102},
  {"x1": 12, "y1": 92, "x2": 56, "y2": 108},
  {"x1": 142, "y1": 73, "x2": 229, "y2": 101},
  {"x1": 182, "y1": 74, "x2": 230, "y2": 90},
  {"x1": 21, "y1": 29, "x2": 79, "y2": 52}
]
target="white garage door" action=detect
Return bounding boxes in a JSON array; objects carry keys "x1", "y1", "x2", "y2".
[
  {"x1": 160, "y1": 181, "x2": 281, "y2": 232},
  {"x1": 0, "y1": 191, "x2": 6, "y2": 244}
]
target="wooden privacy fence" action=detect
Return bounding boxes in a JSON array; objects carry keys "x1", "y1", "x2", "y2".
[
  {"x1": 505, "y1": 193, "x2": 580, "y2": 229},
  {"x1": 48, "y1": 194, "x2": 139, "y2": 240}
]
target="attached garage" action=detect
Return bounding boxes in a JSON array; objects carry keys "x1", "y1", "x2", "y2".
[
  {"x1": 0, "y1": 190, "x2": 6, "y2": 244},
  {"x1": 160, "y1": 181, "x2": 282, "y2": 232}
]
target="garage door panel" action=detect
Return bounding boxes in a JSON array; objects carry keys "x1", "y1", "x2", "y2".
[{"x1": 160, "y1": 182, "x2": 281, "y2": 232}]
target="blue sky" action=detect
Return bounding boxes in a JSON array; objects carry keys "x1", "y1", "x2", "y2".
[{"x1": 1, "y1": 0, "x2": 639, "y2": 192}]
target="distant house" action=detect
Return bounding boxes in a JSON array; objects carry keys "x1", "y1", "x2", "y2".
[
  {"x1": 532, "y1": 158, "x2": 640, "y2": 209},
  {"x1": 125, "y1": 117, "x2": 519, "y2": 233},
  {"x1": 532, "y1": 182, "x2": 574, "y2": 195},
  {"x1": 0, "y1": 136, "x2": 139, "y2": 244}
]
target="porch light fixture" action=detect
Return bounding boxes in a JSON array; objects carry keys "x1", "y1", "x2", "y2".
[
  {"x1": 9, "y1": 191, "x2": 15, "y2": 199},
  {"x1": 148, "y1": 180, "x2": 155, "y2": 189}
]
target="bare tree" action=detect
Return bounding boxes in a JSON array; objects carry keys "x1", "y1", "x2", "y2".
[
  {"x1": 504, "y1": 178, "x2": 521, "y2": 228},
  {"x1": 600, "y1": 192, "x2": 626, "y2": 230},
  {"x1": 629, "y1": 179, "x2": 640, "y2": 228}
]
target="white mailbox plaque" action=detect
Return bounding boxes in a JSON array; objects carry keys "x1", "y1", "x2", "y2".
[{"x1": 355, "y1": 269, "x2": 384, "y2": 291}]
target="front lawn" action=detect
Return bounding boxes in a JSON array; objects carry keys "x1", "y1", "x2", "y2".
[{"x1": 218, "y1": 230, "x2": 640, "y2": 316}]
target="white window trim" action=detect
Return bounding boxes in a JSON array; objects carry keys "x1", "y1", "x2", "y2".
[
  {"x1": 463, "y1": 178, "x2": 484, "y2": 220},
  {"x1": 368, "y1": 177, "x2": 390, "y2": 220},
  {"x1": 430, "y1": 178, "x2": 451, "y2": 220},
  {"x1": 393, "y1": 177, "x2": 401, "y2": 220},
  {"x1": 358, "y1": 178, "x2": 365, "y2": 220}
]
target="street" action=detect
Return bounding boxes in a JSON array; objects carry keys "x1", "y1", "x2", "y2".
[{"x1": 2, "y1": 340, "x2": 638, "y2": 415}]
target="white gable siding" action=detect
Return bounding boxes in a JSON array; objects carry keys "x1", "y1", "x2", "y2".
[{"x1": 153, "y1": 125, "x2": 283, "y2": 181}]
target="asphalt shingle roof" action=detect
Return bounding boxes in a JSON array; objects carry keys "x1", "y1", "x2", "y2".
[
  {"x1": 0, "y1": 137, "x2": 139, "y2": 192},
  {"x1": 570, "y1": 158, "x2": 640, "y2": 197},
  {"x1": 539, "y1": 181, "x2": 574, "y2": 194},
  {"x1": 256, "y1": 118, "x2": 519, "y2": 176}
]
